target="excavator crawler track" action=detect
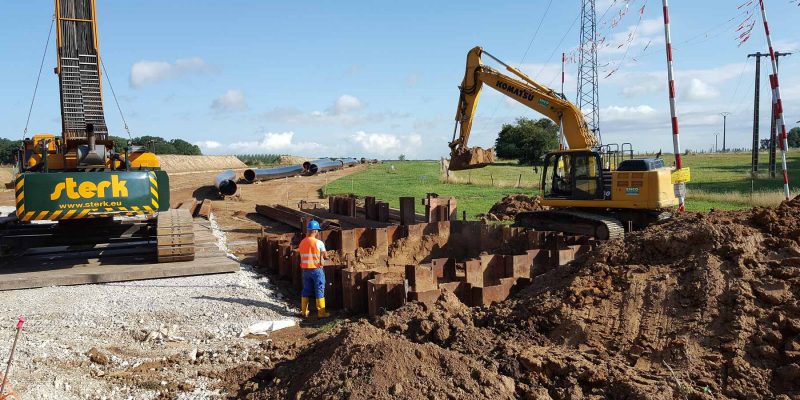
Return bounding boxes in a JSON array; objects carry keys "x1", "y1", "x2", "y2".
[
  {"x1": 156, "y1": 209, "x2": 195, "y2": 263},
  {"x1": 514, "y1": 209, "x2": 625, "y2": 240}
]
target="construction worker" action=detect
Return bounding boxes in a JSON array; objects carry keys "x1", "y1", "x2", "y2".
[{"x1": 298, "y1": 220, "x2": 330, "y2": 318}]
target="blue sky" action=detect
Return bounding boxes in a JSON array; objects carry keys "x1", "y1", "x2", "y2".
[{"x1": 3, "y1": 0, "x2": 800, "y2": 159}]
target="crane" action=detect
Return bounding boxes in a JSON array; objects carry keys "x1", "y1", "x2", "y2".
[
  {"x1": 449, "y1": 47, "x2": 681, "y2": 239},
  {"x1": 2, "y1": 0, "x2": 194, "y2": 263}
]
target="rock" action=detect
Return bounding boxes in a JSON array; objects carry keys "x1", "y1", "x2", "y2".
[
  {"x1": 87, "y1": 347, "x2": 109, "y2": 366},
  {"x1": 500, "y1": 375, "x2": 516, "y2": 394},
  {"x1": 390, "y1": 383, "x2": 403, "y2": 395}
]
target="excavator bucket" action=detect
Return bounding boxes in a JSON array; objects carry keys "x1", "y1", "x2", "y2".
[{"x1": 448, "y1": 147, "x2": 496, "y2": 171}]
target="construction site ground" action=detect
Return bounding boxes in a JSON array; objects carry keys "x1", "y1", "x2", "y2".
[
  {"x1": 0, "y1": 165, "x2": 365, "y2": 399},
  {"x1": 2, "y1": 160, "x2": 800, "y2": 399}
]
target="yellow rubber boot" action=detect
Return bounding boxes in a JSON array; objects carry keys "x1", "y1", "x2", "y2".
[
  {"x1": 300, "y1": 297, "x2": 310, "y2": 318},
  {"x1": 316, "y1": 298, "x2": 330, "y2": 318}
]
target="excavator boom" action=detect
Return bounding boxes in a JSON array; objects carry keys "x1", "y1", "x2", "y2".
[{"x1": 449, "y1": 46, "x2": 599, "y2": 170}]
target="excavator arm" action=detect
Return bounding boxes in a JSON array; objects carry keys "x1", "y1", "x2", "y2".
[{"x1": 449, "y1": 46, "x2": 599, "y2": 170}]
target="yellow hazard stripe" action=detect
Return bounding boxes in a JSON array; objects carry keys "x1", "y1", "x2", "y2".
[
  {"x1": 15, "y1": 178, "x2": 23, "y2": 191},
  {"x1": 151, "y1": 199, "x2": 159, "y2": 209},
  {"x1": 22, "y1": 211, "x2": 35, "y2": 221},
  {"x1": 15, "y1": 192, "x2": 23, "y2": 204},
  {"x1": 17, "y1": 204, "x2": 24, "y2": 215},
  {"x1": 35, "y1": 211, "x2": 49, "y2": 220},
  {"x1": 50, "y1": 210, "x2": 63, "y2": 220},
  {"x1": 131, "y1": 206, "x2": 140, "y2": 211},
  {"x1": 143, "y1": 205, "x2": 153, "y2": 212},
  {"x1": 78, "y1": 209, "x2": 90, "y2": 218},
  {"x1": 63, "y1": 209, "x2": 77, "y2": 219},
  {"x1": 150, "y1": 187, "x2": 159, "y2": 200},
  {"x1": 150, "y1": 176, "x2": 158, "y2": 187}
]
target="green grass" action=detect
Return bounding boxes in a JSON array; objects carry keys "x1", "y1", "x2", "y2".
[
  {"x1": 323, "y1": 161, "x2": 531, "y2": 219},
  {"x1": 322, "y1": 151, "x2": 800, "y2": 217}
]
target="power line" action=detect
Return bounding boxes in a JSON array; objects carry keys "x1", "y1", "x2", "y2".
[
  {"x1": 22, "y1": 14, "x2": 55, "y2": 141},
  {"x1": 519, "y1": 0, "x2": 554, "y2": 65}
]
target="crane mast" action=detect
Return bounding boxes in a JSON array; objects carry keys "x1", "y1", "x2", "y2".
[{"x1": 55, "y1": 0, "x2": 108, "y2": 145}]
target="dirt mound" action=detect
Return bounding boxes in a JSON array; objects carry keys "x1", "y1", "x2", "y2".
[
  {"x1": 250, "y1": 321, "x2": 515, "y2": 399},
  {"x1": 480, "y1": 194, "x2": 545, "y2": 221},
  {"x1": 249, "y1": 197, "x2": 800, "y2": 399},
  {"x1": 157, "y1": 155, "x2": 246, "y2": 173},
  {"x1": 277, "y1": 155, "x2": 311, "y2": 165}
]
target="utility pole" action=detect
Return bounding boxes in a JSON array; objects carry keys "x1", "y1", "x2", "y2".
[
  {"x1": 768, "y1": 51, "x2": 791, "y2": 178},
  {"x1": 714, "y1": 132, "x2": 719, "y2": 153},
  {"x1": 577, "y1": 0, "x2": 600, "y2": 142},
  {"x1": 720, "y1": 112, "x2": 730, "y2": 152},
  {"x1": 747, "y1": 52, "x2": 764, "y2": 173}
]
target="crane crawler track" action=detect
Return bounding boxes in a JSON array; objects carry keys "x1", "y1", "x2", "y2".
[{"x1": 514, "y1": 209, "x2": 625, "y2": 240}]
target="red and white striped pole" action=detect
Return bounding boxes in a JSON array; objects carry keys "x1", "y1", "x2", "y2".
[
  {"x1": 559, "y1": 52, "x2": 566, "y2": 151},
  {"x1": 661, "y1": 0, "x2": 685, "y2": 212},
  {"x1": 758, "y1": 0, "x2": 792, "y2": 200}
]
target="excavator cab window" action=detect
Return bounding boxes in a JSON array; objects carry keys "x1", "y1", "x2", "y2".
[{"x1": 542, "y1": 151, "x2": 603, "y2": 200}]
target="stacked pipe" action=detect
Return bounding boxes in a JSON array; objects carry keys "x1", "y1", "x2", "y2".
[
  {"x1": 214, "y1": 170, "x2": 238, "y2": 196},
  {"x1": 338, "y1": 158, "x2": 359, "y2": 167},
  {"x1": 302, "y1": 158, "x2": 344, "y2": 175},
  {"x1": 243, "y1": 165, "x2": 304, "y2": 183}
]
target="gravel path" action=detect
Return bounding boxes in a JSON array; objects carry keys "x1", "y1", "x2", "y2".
[{"x1": 0, "y1": 214, "x2": 295, "y2": 400}]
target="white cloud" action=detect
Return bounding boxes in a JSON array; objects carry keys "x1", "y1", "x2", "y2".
[
  {"x1": 196, "y1": 140, "x2": 221, "y2": 150},
  {"x1": 350, "y1": 131, "x2": 423, "y2": 157},
  {"x1": 229, "y1": 132, "x2": 323, "y2": 153},
  {"x1": 327, "y1": 94, "x2": 362, "y2": 115},
  {"x1": 211, "y1": 89, "x2": 247, "y2": 112},
  {"x1": 261, "y1": 95, "x2": 407, "y2": 127},
  {"x1": 682, "y1": 78, "x2": 720, "y2": 101},
  {"x1": 601, "y1": 105, "x2": 657, "y2": 122},
  {"x1": 129, "y1": 57, "x2": 215, "y2": 88}
]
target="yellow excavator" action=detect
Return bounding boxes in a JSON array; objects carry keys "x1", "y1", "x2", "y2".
[{"x1": 449, "y1": 46, "x2": 682, "y2": 239}]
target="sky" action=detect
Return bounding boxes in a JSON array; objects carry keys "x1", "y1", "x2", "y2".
[{"x1": 3, "y1": 0, "x2": 800, "y2": 159}]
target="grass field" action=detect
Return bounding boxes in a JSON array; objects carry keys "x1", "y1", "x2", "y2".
[{"x1": 322, "y1": 150, "x2": 800, "y2": 218}]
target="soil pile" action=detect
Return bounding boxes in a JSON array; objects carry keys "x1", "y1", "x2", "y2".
[
  {"x1": 251, "y1": 197, "x2": 800, "y2": 399},
  {"x1": 247, "y1": 321, "x2": 515, "y2": 400},
  {"x1": 481, "y1": 194, "x2": 545, "y2": 221},
  {"x1": 157, "y1": 155, "x2": 247, "y2": 173}
]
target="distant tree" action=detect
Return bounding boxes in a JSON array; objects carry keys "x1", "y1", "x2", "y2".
[
  {"x1": 0, "y1": 138, "x2": 22, "y2": 165},
  {"x1": 398, "y1": 154, "x2": 406, "y2": 161},
  {"x1": 495, "y1": 117, "x2": 559, "y2": 165},
  {"x1": 109, "y1": 136, "x2": 129, "y2": 152},
  {"x1": 169, "y1": 138, "x2": 202, "y2": 155},
  {"x1": 789, "y1": 127, "x2": 800, "y2": 148}
]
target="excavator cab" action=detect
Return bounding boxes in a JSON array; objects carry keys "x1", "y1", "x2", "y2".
[{"x1": 542, "y1": 150, "x2": 605, "y2": 201}]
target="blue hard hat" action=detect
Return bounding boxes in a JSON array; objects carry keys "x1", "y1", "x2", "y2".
[{"x1": 307, "y1": 220, "x2": 321, "y2": 231}]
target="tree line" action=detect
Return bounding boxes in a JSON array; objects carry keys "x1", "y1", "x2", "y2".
[
  {"x1": 494, "y1": 118, "x2": 800, "y2": 165},
  {"x1": 0, "y1": 135, "x2": 202, "y2": 165}
]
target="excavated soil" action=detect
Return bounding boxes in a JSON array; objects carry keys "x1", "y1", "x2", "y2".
[
  {"x1": 251, "y1": 196, "x2": 800, "y2": 399},
  {"x1": 157, "y1": 155, "x2": 247, "y2": 173},
  {"x1": 480, "y1": 193, "x2": 545, "y2": 221}
]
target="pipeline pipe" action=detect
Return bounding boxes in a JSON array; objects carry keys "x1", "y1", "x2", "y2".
[
  {"x1": 337, "y1": 158, "x2": 359, "y2": 167},
  {"x1": 243, "y1": 165, "x2": 303, "y2": 183},
  {"x1": 302, "y1": 158, "x2": 344, "y2": 175},
  {"x1": 214, "y1": 170, "x2": 238, "y2": 196}
]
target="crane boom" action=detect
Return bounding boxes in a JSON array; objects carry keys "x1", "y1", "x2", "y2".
[
  {"x1": 449, "y1": 46, "x2": 599, "y2": 170},
  {"x1": 55, "y1": 0, "x2": 108, "y2": 144}
]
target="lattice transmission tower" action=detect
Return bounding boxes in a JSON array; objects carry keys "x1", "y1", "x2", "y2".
[{"x1": 576, "y1": 0, "x2": 601, "y2": 143}]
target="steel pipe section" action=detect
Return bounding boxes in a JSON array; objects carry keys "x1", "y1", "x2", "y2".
[
  {"x1": 302, "y1": 158, "x2": 344, "y2": 175},
  {"x1": 243, "y1": 165, "x2": 303, "y2": 183},
  {"x1": 338, "y1": 158, "x2": 359, "y2": 167},
  {"x1": 214, "y1": 170, "x2": 238, "y2": 196}
]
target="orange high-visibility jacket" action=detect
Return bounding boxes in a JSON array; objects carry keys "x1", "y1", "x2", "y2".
[{"x1": 299, "y1": 237, "x2": 323, "y2": 269}]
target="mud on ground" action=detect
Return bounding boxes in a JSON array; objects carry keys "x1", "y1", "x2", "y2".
[{"x1": 248, "y1": 196, "x2": 800, "y2": 400}]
